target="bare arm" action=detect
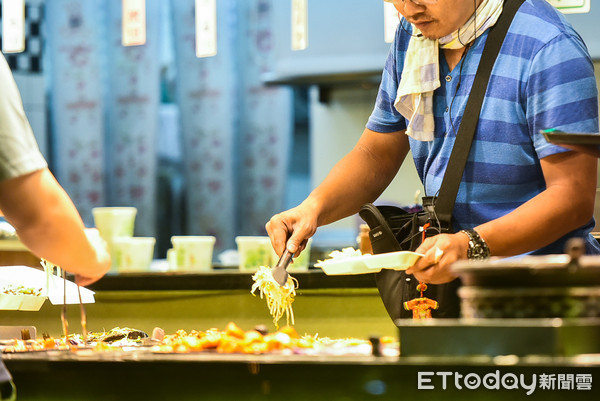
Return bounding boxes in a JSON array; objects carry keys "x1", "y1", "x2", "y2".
[
  {"x1": 478, "y1": 150, "x2": 597, "y2": 254},
  {"x1": 409, "y1": 150, "x2": 597, "y2": 284},
  {"x1": 266, "y1": 128, "x2": 411, "y2": 255},
  {"x1": 0, "y1": 168, "x2": 110, "y2": 286}
]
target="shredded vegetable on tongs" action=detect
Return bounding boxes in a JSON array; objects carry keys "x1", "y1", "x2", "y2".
[{"x1": 251, "y1": 265, "x2": 298, "y2": 328}]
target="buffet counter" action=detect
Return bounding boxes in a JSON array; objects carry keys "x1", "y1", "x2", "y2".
[
  {"x1": 1, "y1": 269, "x2": 398, "y2": 339},
  {"x1": 86, "y1": 267, "x2": 378, "y2": 291},
  {"x1": 3, "y1": 349, "x2": 599, "y2": 400},
  {"x1": 3, "y1": 262, "x2": 600, "y2": 400}
]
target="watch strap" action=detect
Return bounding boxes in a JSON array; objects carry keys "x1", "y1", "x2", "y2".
[{"x1": 460, "y1": 229, "x2": 490, "y2": 259}]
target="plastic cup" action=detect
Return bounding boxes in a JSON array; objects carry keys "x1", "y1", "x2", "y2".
[
  {"x1": 112, "y1": 237, "x2": 156, "y2": 273},
  {"x1": 170, "y1": 236, "x2": 216, "y2": 272},
  {"x1": 92, "y1": 207, "x2": 137, "y2": 271},
  {"x1": 92, "y1": 207, "x2": 137, "y2": 244},
  {"x1": 235, "y1": 236, "x2": 272, "y2": 272},
  {"x1": 166, "y1": 248, "x2": 177, "y2": 270}
]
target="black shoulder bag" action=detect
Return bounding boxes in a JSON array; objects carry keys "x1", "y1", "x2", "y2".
[{"x1": 359, "y1": 0, "x2": 524, "y2": 323}]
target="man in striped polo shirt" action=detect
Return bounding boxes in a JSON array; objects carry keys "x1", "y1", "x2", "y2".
[{"x1": 266, "y1": 1, "x2": 598, "y2": 288}]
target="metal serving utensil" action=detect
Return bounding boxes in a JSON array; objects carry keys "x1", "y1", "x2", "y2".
[
  {"x1": 272, "y1": 248, "x2": 293, "y2": 287},
  {"x1": 77, "y1": 284, "x2": 88, "y2": 345},
  {"x1": 60, "y1": 268, "x2": 88, "y2": 346},
  {"x1": 61, "y1": 269, "x2": 69, "y2": 340}
]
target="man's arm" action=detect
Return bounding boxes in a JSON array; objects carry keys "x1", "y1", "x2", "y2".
[
  {"x1": 0, "y1": 168, "x2": 110, "y2": 286},
  {"x1": 266, "y1": 128, "x2": 410, "y2": 256},
  {"x1": 478, "y1": 150, "x2": 597, "y2": 255},
  {"x1": 409, "y1": 150, "x2": 597, "y2": 284}
]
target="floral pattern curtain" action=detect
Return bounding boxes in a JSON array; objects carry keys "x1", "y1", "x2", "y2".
[
  {"x1": 106, "y1": 0, "x2": 161, "y2": 237},
  {"x1": 46, "y1": 0, "x2": 292, "y2": 254},
  {"x1": 46, "y1": 0, "x2": 107, "y2": 226},
  {"x1": 236, "y1": 0, "x2": 293, "y2": 235},
  {"x1": 170, "y1": 0, "x2": 237, "y2": 252}
]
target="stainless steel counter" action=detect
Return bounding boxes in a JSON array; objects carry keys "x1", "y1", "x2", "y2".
[{"x1": 3, "y1": 349, "x2": 599, "y2": 400}]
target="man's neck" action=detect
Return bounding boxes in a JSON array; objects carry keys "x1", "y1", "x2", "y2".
[{"x1": 443, "y1": 47, "x2": 468, "y2": 71}]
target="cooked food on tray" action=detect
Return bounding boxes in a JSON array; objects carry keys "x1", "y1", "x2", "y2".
[
  {"x1": 318, "y1": 247, "x2": 363, "y2": 262},
  {"x1": 0, "y1": 322, "x2": 398, "y2": 357},
  {"x1": 1, "y1": 327, "x2": 149, "y2": 352},
  {"x1": 1, "y1": 285, "x2": 43, "y2": 297}
]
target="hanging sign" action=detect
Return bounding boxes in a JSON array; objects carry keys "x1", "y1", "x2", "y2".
[
  {"x1": 122, "y1": 0, "x2": 147, "y2": 46},
  {"x1": 2, "y1": 0, "x2": 25, "y2": 53},
  {"x1": 291, "y1": 0, "x2": 308, "y2": 50},
  {"x1": 195, "y1": 0, "x2": 217, "y2": 57},
  {"x1": 547, "y1": 0, "x2": 590, "y2": 14}
]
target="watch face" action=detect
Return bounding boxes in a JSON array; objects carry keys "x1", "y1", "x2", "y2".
[
  {"x1": 470, "y1": 246, "x2": 485, "y2": 259},
  {"x1": 469, "y1": 243, "x2": 489, "y2": 259},
  {"x1": 463, "y1": 229, "x2": 490, "y2": 259}
]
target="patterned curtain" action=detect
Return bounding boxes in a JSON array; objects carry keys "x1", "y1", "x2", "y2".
[
  {"x1": 46, "y1": 0, "x2": 293, "y2": 252},
  {"x1": 106, "y1": 0, "x2": 161, "y2": 237},
  {"x1": 236, "y1": 0, "x2": 293, "y2": 235},
  {"x1": 170, "y1": 0, "x2": 237, "y2": 252},
  {"x1": 46, "y1": 0, "x2": 107, "y2": 226}
]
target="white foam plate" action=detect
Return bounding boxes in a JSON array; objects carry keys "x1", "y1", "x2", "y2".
[
  {"x1": 316, "y1": 251, "x2": 423, "y2": 275},
  {"x1": 0, "y1": 265, "x2": 95, "y2": 310}
]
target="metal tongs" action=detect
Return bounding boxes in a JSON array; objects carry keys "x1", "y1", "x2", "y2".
[
  {"x1": 60, "y1": 269, "x2": 88, "y2": 346},
  {"x1": 272, "y1": 248, "x2": 293, "y2": 286}
]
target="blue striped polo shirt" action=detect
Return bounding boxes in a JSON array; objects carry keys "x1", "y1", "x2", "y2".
[{"x1": 366, "y1": 0, "x2": 600, "y2": 254}]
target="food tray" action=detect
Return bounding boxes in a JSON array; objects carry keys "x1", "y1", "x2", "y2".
[
  {"x1": 0, "y1": 265, "x2": 95, "y2": 311},
  {"x1": 0, "y1": 294, "x2": 47, "y2": 311},
  {"x1": 316, "y1": 251, "x2": 422, "y2": 275}
]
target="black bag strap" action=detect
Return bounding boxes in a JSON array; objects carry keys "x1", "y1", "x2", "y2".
[{"x1": 433, "y1": 0, "x2": 524, "y2": 229}]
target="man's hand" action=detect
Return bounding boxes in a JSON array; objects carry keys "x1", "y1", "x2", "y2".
[
  {"x1": 406, "y1": 232, "x2": 469, "y2": 284},
  {"x1": 75, "y1": 228, "x2": 110, "y2": 286},
  {"x1": 265, "y1": 203, "x2": 318, "y2": 258}
]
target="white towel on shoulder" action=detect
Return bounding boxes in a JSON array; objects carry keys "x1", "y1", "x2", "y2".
[{"x1": 395, "y1": 0, "x2": 504, "y2": 141}]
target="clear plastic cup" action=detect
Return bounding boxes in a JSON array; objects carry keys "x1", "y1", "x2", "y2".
[
  {"x1": 169, "y1": 236, "x2": 216, "y2": 272},
  {"x1": 112, "y1": 237, "x2": 156, "y2": 273},
  {"x1": 92, "y1": 207, "x2": 137, "y2": 243},
  {"x1": 235, "y1": 236, "x2": 272, "y2": 272},
  {"x1": 92, "y1": 207, "x2": 137, "y2": 271}
]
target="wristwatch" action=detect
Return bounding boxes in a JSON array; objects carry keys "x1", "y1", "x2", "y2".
[{"x1": 460, "y1": 229, "x2": 490, "y2": 260}]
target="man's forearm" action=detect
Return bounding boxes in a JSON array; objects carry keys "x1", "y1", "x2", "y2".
[{"x1": 0, "y1": 169, "x2": 106, "y2": 276}]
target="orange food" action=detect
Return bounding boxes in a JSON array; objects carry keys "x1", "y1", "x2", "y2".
[
  {"x1": 379, "y1": 336, "x2": 396, "y2": 344},
  {"x1": 43, "y1": 338, "x2": 56, "y2": 349},
  {"x1": 173, "y1": 343, "x2": 190, "y2": 353},
  {"x1": 217, "y1": 336, "x2": 242, "y2": 354},
  {"x1": 278, "y1": 325, "x2": 299, "y2": 339},
  {"x1": 243, "y1": 330, "x2": 264, "y2": 345},
  {"x1": 199, "y1": 334, "x2": 221, "y2": 349},
  {"x1": 242, "y1": 341, "x2": 268, "y2": 354},
  {"x1": 225, "y1": 321, "x2": 245, "y2": 339}
]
